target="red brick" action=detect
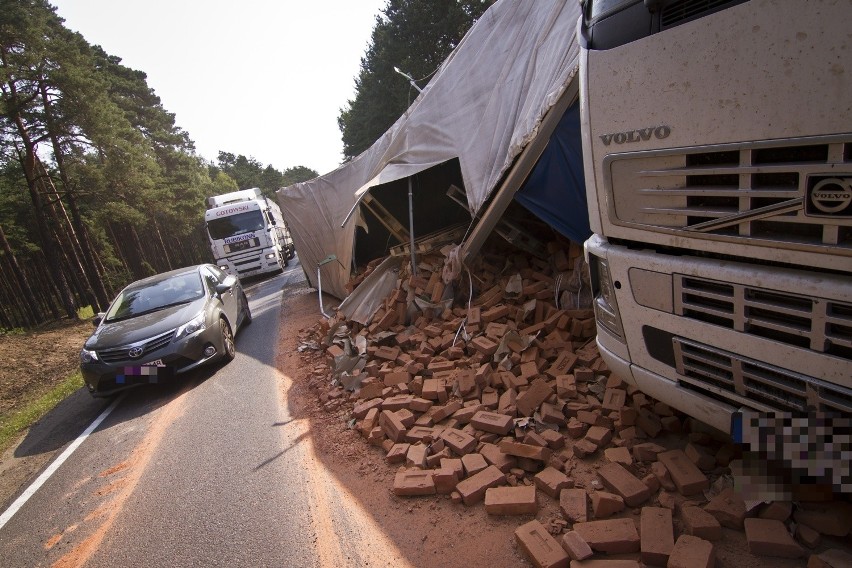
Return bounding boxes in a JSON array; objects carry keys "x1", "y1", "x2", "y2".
[
  {"x1": 547, "y1": 351, "x2": 578, "y2": 378},
  {"x1": 684, "y1": 443, "x2": 716, "y2": 471},
  {"x1": 796, "y1": 524, "x2": 821, "y2": 549},
  {"x1": 470, "y1": 335, "x2": 499, "y2": 356},
  {"x1": 405, "y1": 425, "x2": 440, "y2": 443},
  {"x1": 566, "y1": 418, "x2": 588, "y2": 439},
  {"x1": 704, "y1": 487, "x2": 747, "y2": 529},
  {"x1": 571, "y1": 438, "x2": 599, "y2": 458},
  {"x1": 353, "y1": 398, "x2": 383, "y2": 419},
  {"x1": 602, "y1": 388, "x2": 627, "y2": 411},
  {"x1": 603, "y1": 447, "x2": 632, "y2": 466},
  {"x1": 500, "y1": 440, "x2": 553, "y2": 462},
  {"x1": 433, "y1": 467, "x2": 458, "y2": 494},
  {"x1": 440, "y1": 427, "x2": 477, "y2": 455},
  {"x1": 556, "y1": 375, "x2": 577, "y2": 399},
  {"x1": 794, "y1": 502, "x2": 852, "y2": 537},
  {"x1": 636, "y1": 409, "x2": 662, "y2": 438},
  {"x1": 406, "y1": 443, "x2": 428, "y2": 468},
  {"x1": 430, "y1": 400, "x2": 463, "y2": 422},
  {"x1": 681, "y1": 506, "x2": 722, "y2": 541},
  {"x1": 534, "y1": 466, "x2": 573, "y2": 498},
  {"x1": 461, "y1": 452, "x2": 489, "y2": 477},
  {"x1": 640, "y1": 507, "x2": 674, "y2": 566},
  {"x1": 383, "y1": 371, "x2": 410, "y2": 387},
  {"x1": 386, "y1": 443, "x2": 409, "y2": 464},
  {"x1": 451, "y1": 404, "x2": 482, "y2": 425},
  {"x1": 480, "y1": 442, "x2": 517, "y2": 473},
  {"x1": 375, "y1": 345, "x2": 400, "y2": 361},
  {"x1": 470, "y1": 410, "x2": 514, "y2": 435},
  {"x1": 649, "y1": 461, "x2": 676, "y2": 492},
  {"x1": 485, "y1": 485, "x2": 538, "y2": 515},
  {"x1": 584, "y1": 426, "x2": 612, "y2": 448},
  {"x1": 540, "y1": 402, "x2": 567, "y2": 426},
  {"x1": 540, "y1": 428, "x2": 565, "y2": 449},
  {"x1": 631, "y1": 442, "x2": 666, "y2": 462},
  {"x1": 515, "y1": 519, "x2": 570, "y2": 568},
  {"x1": 572, "y1": 518, "x2": 640, "y2": 554},
  {"x1": 560, "y1": 488, "x2": 588, "y2": 523},
  {"x1": 667, "y1": 535, "x2": 714, "y2": 568},
  {"x1": 807, "y1": 549, "x2": 852, "y2": 568},
  {"x1": 392, "y1": 469, "x2": 436, "y2": 496},
  {"x1": 523, "y1": 430, "x2": 549, "y2": 448},
  {"x1": 759, "y1": 501, "x2": 793, "y2": 522},
  {"x1": 560, "y1": 531, "x2": 593, "y2": 561},
  {"x1": 379, "y1": 410, "x2": 408, "y2": 443},
  {"x1": 590, "y1": 491, "x2": 624, "y2": 519},
  {"x1": 440, "y1": 457, "x2": 464, "y2": 479},
  {"x1": 657, "y1": 449, "x2": 709, "y2": 496},
  {"x1": 744, "y1": 518, "x2": 805, "y2": 558},
  {"x1": 517, "y1": 378, "x2": 553, "y2": 416},
  {"x1": 566, "y1": 561, "x2": 640, "y2": 568},
  {"x1": 596, "y1": 462, "x2": 650, "y2": 507},
  {"x1": 456, "y1": 465, "x2": 506, "y2": 505}
]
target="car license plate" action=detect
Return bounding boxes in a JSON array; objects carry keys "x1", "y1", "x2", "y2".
[{"x1": 143, "y1": 359, "x2": 166, "y2": 367}]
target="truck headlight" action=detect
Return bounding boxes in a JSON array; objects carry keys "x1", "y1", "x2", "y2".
[
  {"x1": 175, "y1": 313, "x2": 206, "y2": 340},
  {"x1": 219, "y1": 264, "x2": 229, "y2": 271},
  {"x1": 265, "y1": 252, "x2": 276, "y2": 259},
  {"x1": 589, "y1": 255, "x2": 624, "y2": 341}
]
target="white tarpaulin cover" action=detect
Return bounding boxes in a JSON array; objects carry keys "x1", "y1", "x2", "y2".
[{"x1": 277, "y1": 0, "x2": 581, "y2": 299}]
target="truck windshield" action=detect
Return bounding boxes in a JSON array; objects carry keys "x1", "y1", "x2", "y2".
[{"x1": 207, "y1": 210, "x2": 265, "y2": 240}]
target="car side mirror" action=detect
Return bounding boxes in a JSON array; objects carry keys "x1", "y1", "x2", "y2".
[
  {"x1": 214, "y1": 283, "x2": 230, "y2": 295},
  {"x1": 93, "y1": 313, "x2": 104, "y2": 327}
]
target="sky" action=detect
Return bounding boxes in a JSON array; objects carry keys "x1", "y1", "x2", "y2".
[{"x1": 49, "y1": 0, "x2": 388, "y2": 176}]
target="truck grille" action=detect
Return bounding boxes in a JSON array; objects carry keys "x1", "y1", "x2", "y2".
[
  {"x1": 673, "y1": 338, "x2": 852, "y2": 414},
  {"x1": 607, "y1": 136, "x2": 852, "y2": 254},
  {"x1": 98, "y1": 330, "x2": 175, "y2": 364},
  {"x1": 674, "y1": 275, "x2": 852, "y2": 362},
  {"x1": 661, "y1": 0, "x2": 745, "y2": 29}
]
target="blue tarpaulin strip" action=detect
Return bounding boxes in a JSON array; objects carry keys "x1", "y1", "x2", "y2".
[{"x1": 514, "y1": 101, "x2": 591, "y2": 244}]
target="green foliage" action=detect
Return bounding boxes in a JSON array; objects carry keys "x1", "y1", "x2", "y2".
[
  {"x1": 213, "y1": 152, "x2": 317, "y2": 199},
  {"x1": 338, "y1": 0, "x2": 495, "y2": 159}
]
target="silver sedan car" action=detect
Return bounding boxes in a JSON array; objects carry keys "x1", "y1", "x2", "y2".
[{"x1": 80, "y1": 264, "x2": 252, "y2": 397}]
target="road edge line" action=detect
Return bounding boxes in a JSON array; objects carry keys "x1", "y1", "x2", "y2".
[{"x1": 0, "y1": 393, "x2": 125, "y2": 530}]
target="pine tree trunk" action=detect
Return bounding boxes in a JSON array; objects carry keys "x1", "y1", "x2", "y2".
[{"x1": 0, "y1": 224, "x2": 41, "y2": 325}]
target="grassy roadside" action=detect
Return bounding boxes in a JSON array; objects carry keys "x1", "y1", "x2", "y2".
[{"x1": 0, "y1": 372, "x2": 84, "y2": 454}]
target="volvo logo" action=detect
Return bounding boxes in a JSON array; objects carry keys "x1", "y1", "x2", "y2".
[
  {"x1": 600, "y1": 125, "x2": 671, "y2": 146},
  {"x1": 128, "y1": 346, "x2": 144, "y2": 359},
  {"x1": 806, "y1": 176, "x2": 852, "y2": 217}
]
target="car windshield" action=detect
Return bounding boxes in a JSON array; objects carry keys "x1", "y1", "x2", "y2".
[{"x1": 105, "y1": 272, "x2": 205, "y2": 322}]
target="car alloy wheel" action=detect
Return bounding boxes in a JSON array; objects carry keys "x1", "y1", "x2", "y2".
[{"x1": 220, "y1": 318, "x2": 235, "y2": 362}]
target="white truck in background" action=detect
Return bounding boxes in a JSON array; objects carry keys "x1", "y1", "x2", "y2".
[
  {"x1": 579, "y1": 0, "x2": 850, "y2": 489},
  {"x1": 205, "y1": 188, "x2": 295, "y2": 278}
]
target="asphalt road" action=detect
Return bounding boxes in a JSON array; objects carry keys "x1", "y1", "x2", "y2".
[{"x1": 0, "y1": 260, "x2": 350, "y2": 568}]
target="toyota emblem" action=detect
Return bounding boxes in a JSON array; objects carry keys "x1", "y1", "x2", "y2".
[{"x1": 128, "y1": 346, "x2": 144, "y2": 359}]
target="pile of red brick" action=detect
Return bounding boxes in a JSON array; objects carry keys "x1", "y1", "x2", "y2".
[{"x1": 304, "y1": 238, "x2": 852, "y2": 568}]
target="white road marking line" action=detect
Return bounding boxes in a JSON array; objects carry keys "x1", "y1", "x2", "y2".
[{"x1": 0, "y1": 393, "x2": 125, "y2": 530}]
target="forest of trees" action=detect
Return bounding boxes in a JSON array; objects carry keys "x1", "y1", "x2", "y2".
[
  {"x1": 0, "y1": 0, "x2": 491, "y2": 330},
  {"x1": 0, "y1": 0, "x2": 316, "y2": 330}
]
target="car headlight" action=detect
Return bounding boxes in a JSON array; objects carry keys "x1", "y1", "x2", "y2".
[
  {"x1": 80, "y1": 348, "x2": 99, "y2": 364},
  {"x1": 175, "y1": 313, "x2": 207, "y2": 340}
]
